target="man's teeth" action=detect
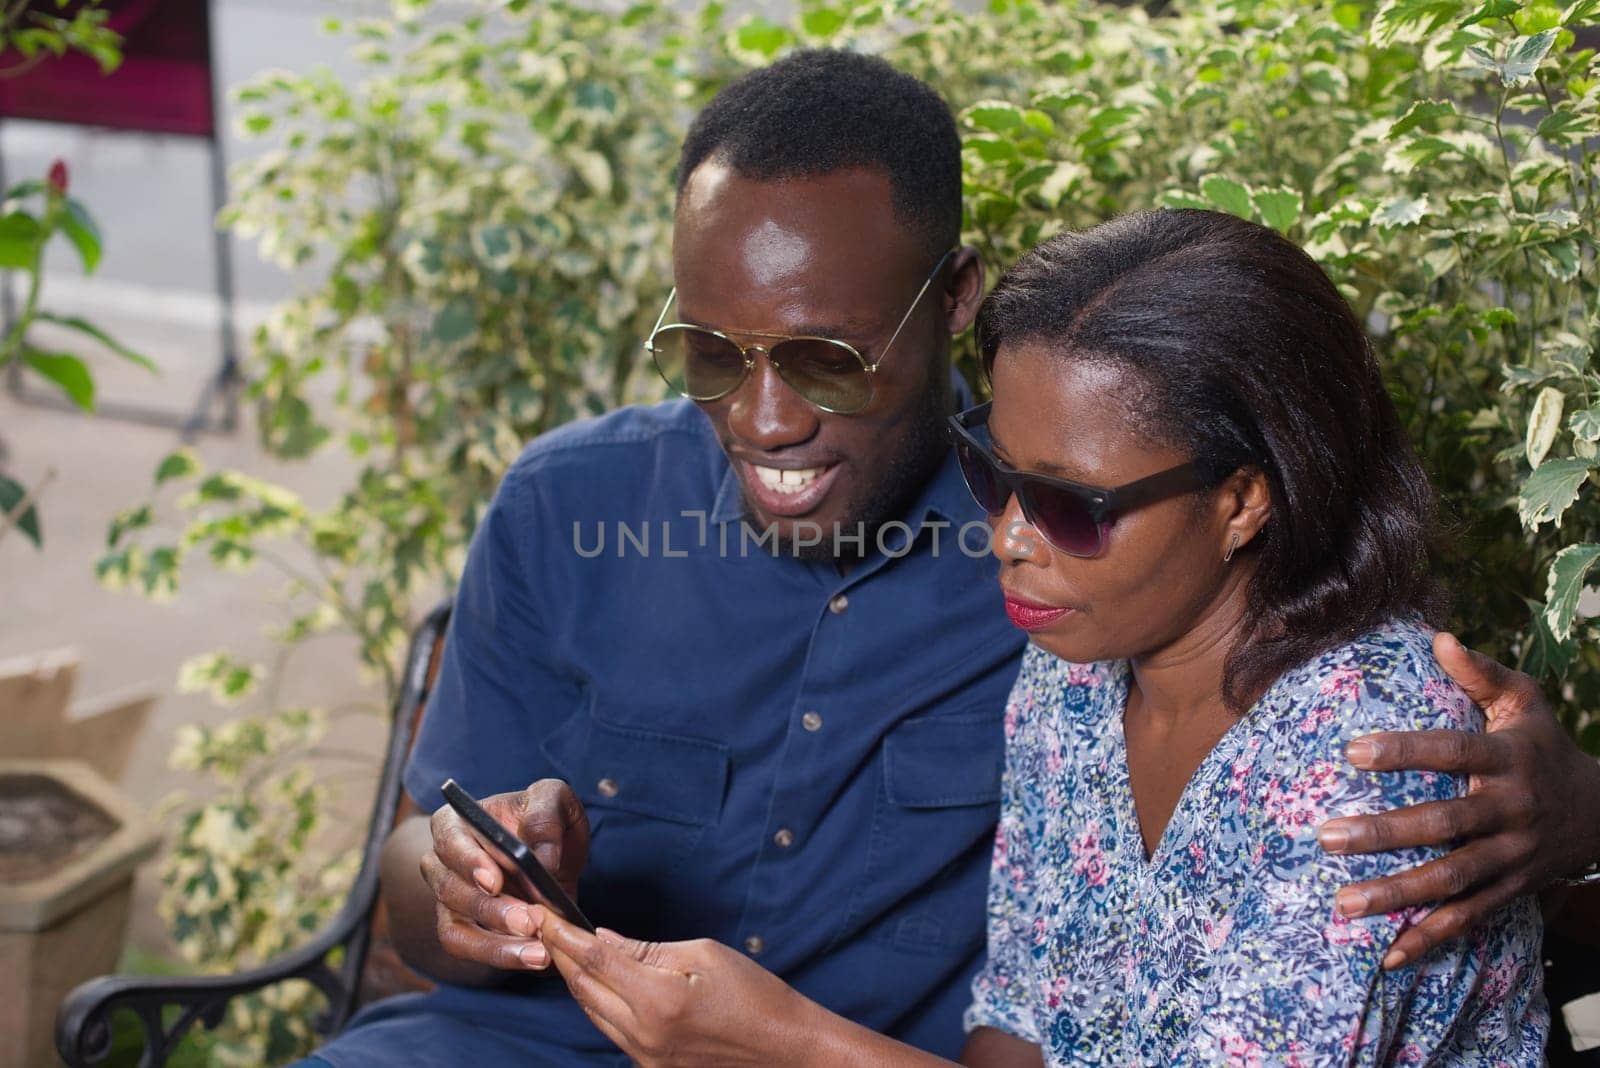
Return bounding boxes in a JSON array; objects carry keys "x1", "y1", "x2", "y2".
[{"x1": 753, "y1": 465, "x2": 827, "y2": 495}]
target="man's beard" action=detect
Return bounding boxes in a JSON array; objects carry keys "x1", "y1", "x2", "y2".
[{"x1": 739, "y1": 377, "x2": 950, "y2": 564}]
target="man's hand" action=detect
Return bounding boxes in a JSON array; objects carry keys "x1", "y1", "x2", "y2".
[
  {"x1": 1317, "y1": 632, "x2": 1600, "y2": 969},
  {"x1": 420, "y1": 778, "x2": 590, "y2": 973}
]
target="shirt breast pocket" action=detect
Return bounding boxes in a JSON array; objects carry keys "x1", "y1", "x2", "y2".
[
  {"x1": 884, "y1": 712, "x2": 1007, "y2": 807},
  {"x1": 855, "y1": 709, "x2": 1005, "y2": 955},
  {"x1": 540, "y1": 713, "x2": 729, "y2": 938}
]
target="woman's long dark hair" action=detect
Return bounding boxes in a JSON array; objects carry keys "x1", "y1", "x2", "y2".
[{"x1": 977, "y1": 209, "x2": 1446, "y2": 709}]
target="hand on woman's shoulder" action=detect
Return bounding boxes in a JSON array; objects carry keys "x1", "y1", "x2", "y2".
[{"x1": 1248, "y1": 619, "x2": 1482, "y2": 834}]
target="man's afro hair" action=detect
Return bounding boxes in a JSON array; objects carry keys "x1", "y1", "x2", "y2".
[{"x1": 677, "y1": 49, "x2": 962, "y2": 256}]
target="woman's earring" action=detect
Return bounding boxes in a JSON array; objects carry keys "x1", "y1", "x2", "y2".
[{"x1": 1223, "y1": 532, "x2": 1240, "y2": 564}]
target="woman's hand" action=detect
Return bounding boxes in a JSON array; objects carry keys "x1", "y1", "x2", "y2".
[
  {"x1": 1317, "y1": 631, "x2": 1600, "y2": 968},
  {"x1": 539, "y1": 910, "x2": 961, "y2": 1067},
  {"x1": 536, "y1": 909, "x2": 829, "y2": 1068}
]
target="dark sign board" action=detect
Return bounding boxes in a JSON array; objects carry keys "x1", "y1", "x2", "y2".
[{"x1": 0, "y1": 0, "x2": 214, "y2": 139}]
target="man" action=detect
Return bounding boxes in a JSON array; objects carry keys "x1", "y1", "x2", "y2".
[{"x1": 298, "y1": 50, "x2": 1600, "y2": 1067}]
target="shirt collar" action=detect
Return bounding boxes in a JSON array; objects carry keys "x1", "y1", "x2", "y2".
[
  {"x1": 707, "y1": 369, "x2": 978, "y2": 529},
  {"x1": 710, "y1": 462, "x2": 745, "y2": 526}
]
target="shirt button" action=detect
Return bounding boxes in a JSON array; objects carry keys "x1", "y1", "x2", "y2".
[
  {"x1": 828, "y1": 594, "x2": 849, "y2": 614},
  {"x1": 773, "y1": 828, "x2": 795, "y2": 848},
  {"x1": 597, "y1": 777, "x2": 619, "y2": 798},
  {"x1": 802, "y1": 711, "x2": 823, "y2": 732},
  {"x1": 744, "y1": 935, "x2": 765, "y2": 955}
]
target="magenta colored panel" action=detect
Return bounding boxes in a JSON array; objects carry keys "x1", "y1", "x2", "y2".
[{"x1": 0, "y1": 0, "x2": 215, "y2": 139}]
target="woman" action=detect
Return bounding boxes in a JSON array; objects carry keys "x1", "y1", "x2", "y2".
[{"x1": 535, "y1": 210, "x2": 1548, "y2": 1065}]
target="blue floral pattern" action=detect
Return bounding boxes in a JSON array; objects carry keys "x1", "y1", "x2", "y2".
[{"x1": 964, "y1": 620, "x2": 1547, "y2": 1065}]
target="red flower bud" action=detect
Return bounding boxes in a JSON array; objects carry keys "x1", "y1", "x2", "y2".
[{"x1": 46, "y1": 159, "x2": 68, "y2": 196}]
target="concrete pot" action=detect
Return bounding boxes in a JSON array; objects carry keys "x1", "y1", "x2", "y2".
[
  {"x1": 0, "y1": 650, "x2": 156, "y2": 784},
  {"x1": 0, "y1": 759, "x2": 159, "y2": 1068}
]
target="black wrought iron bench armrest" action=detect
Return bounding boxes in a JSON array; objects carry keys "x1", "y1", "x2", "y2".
[
  {"x1": 55, "y1": 600, "x2": 452, "y2": 1068},
  {"x1": 55, "y1": 881, "x2": 378, "y2": 1068}
]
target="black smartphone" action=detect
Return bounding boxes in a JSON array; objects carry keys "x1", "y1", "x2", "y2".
[{"x1": 439, "y1": 778, "x2": 595, "y2": 933}]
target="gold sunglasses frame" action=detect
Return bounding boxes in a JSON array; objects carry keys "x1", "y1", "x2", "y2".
[{"x1": 643, "y1": 248, "x2": 956, "y2": 415}]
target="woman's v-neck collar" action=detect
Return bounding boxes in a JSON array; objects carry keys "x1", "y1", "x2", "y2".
[{"x1": 1096, "y1": 659, "x2": 1275, "y2": 869}]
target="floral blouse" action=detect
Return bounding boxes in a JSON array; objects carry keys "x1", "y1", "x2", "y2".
[{"x1": 964, "y1": 620, "x2": 1547, "y2": 1065}]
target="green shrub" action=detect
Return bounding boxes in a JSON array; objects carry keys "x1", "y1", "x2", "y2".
[{"x1": 101, "y1": 0, "x2": 1600, "y2": 1059}]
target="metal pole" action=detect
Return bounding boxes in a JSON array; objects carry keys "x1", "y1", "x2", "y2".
[{"x1": 183, "y1": 0, "x2": 241, "y2": 439}]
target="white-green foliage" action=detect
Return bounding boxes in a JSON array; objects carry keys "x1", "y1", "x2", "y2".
[{"x1": 161, "y1": 698, "x2": 359, "y2": 1065}]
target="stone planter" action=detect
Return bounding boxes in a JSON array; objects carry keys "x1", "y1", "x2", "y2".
[
  {"x1": 0, "y1": 759, "x2": 159, "y2": 1068},
  {"x1": 0, "y1": 650, "x2": 155, "y2": 783}
]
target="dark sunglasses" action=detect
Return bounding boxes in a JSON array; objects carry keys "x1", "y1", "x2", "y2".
[
  {"x1": 644, "y1": 250, "x2": 954, "y2": 415},
  {"x1": 948, "y1": 402, "x2": 1220, "y2": 558}
]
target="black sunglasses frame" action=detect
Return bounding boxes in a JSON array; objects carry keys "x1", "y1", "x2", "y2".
[{"x1": 947, "y1": 401, "x2": 1221, "y2": 557}]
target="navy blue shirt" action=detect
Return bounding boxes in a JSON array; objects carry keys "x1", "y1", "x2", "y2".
[{"x1": 314, "y1": 398, "x2": 1025, "y2": 1067}]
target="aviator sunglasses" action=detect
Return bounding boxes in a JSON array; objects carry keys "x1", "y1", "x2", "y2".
[
  {"x1": 948, "y1": 401, "x2": 1221, "y2": 558},
  {"x1": 644, "y1": 249, "x2": 955, "y2": 415}
]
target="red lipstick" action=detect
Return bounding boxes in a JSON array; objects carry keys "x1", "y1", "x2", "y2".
[{"x1": 1004, "y1": 596, "x2": 1074, "y2": 631}]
